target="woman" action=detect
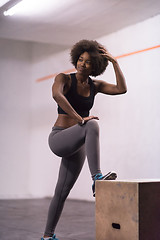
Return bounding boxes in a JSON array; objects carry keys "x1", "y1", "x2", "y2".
[{"x1": 41, "y1": 40, "x2": 127, "y2": 240}]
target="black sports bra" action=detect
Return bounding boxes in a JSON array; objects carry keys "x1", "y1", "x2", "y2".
[{"x1": 57, "y1": 73, "x2": 96, "y2": 117}]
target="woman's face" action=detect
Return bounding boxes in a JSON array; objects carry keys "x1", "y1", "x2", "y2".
[{"x1": 76, "y1": 52, "x2": 92, "y2": 75}]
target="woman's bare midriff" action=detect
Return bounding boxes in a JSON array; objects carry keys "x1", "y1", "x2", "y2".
[{"x1": 54, "y1": 114, "x2": 78, "y2": 128}]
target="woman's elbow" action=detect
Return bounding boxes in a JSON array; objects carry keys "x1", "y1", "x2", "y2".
[
  {"x1": 52, "y1": 91, "x2": 63, "y2": 103},
  {"x1": 117, "y1": 87, "x2": 127, "y2": 95},
  {"x1": 122, "y1": 88, "x2": 127, "y2": 94}
]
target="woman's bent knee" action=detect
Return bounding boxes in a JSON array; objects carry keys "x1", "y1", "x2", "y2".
[{"x1": 85, "y1": 119, "x2": 99, "y2": 134}]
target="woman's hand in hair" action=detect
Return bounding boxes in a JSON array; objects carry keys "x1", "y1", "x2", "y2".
[{"x1": 99, "y1": 47, "x2": 117, "y2": 64}]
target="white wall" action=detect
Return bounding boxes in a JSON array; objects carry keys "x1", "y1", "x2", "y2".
[
  {"x1": 94, "y1": 15, "x2": 160, "y2": 181},
  {"x1": 0, "y1": 14, "x2": 160, "y2": 201},
  {"x1": 0, "y1": 39, "x2": 32, "y2": 198},
  {"x1": 29, "y1": 44, "x2": 72, "y2": 198}
]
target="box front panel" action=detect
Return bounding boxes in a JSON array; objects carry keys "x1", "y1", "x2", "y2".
[{"x1": 96, "y1": 181, "x2": 139, "y2": 240}]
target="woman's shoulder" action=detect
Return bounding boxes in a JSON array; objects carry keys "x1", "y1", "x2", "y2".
[
  {"x1": 54, "y1": 73, "x2": 72, "y2": 93},
  {"x1": 55, "y1": 73, "x2": 71, "y2": 82}
]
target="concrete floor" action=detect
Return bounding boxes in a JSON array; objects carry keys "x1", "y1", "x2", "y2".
[{"x1": 0, "y1": 198, "x2": 95, "y2": 240}]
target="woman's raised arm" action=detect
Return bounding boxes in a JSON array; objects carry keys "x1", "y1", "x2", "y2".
[{"x1": 96, "y1": 51, "x2": 127, "y2": 95}]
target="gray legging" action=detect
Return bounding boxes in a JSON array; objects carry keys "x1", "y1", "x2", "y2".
[{"x1": 44, "y1": 120, "x2": 101, "y2": 236}]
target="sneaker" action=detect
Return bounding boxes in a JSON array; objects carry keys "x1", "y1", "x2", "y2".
[
  {"x1": 41, "y1": 234, "x2": 59, "y2": 240},
  {"x1": 92, "y1": 172, "x2": 117, "y2": 197}
]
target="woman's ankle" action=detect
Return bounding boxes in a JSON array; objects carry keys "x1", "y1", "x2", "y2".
[{"x1": 43, "y1": 236, "x2": 52, "y2": 239}]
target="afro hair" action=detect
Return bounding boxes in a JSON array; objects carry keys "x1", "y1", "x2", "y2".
[{"x1": 70, "y1": 39, "x2": 109, "y2": 77}]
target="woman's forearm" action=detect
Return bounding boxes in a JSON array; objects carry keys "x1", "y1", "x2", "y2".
[
  {"x1": 53, "y1": 92, "x2": 83, "y2": 123},
  {"x1": 112, "y1": 61, "x2": 127, "y2": 94}
]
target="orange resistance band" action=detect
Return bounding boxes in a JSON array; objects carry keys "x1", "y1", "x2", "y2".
[{"x1": 36, "y1": 44, "x2": 160, "y2": 82}]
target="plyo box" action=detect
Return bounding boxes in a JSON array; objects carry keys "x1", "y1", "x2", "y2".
[{"x1": 96, "y1": 180, "x2": 160, "y2": 240}]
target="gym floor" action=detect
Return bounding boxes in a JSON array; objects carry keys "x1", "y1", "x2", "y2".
[{"x1": 0, "y1": 198, "x2": 95, "y2": 240}]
